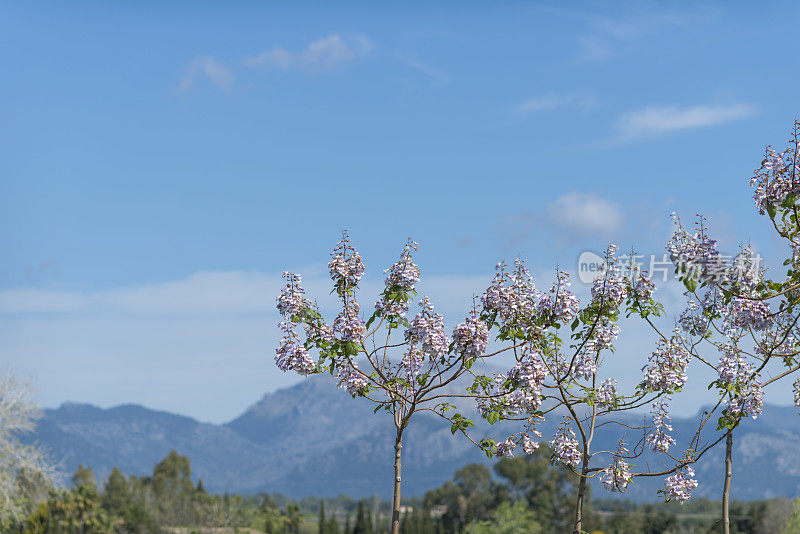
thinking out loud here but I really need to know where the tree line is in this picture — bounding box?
[8,447,800,533]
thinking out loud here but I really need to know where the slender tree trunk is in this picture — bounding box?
[573,457,590,534]
[722,430,733,534]
[391,430,404,534]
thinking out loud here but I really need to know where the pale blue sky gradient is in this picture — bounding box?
[2,1,799,422]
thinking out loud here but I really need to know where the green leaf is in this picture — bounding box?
[684,278,698,293]
[767,203,777,219]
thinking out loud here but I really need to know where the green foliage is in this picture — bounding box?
[462,501,542,534]
[353,500,373,534]
[493,444,583,533]
[782,498,800,534]
[27,485,109,533]
[71,464,97,491]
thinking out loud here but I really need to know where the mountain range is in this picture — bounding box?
[28,375,800,502]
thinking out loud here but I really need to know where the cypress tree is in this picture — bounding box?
[354,501,372,534]
[319,500,327,534]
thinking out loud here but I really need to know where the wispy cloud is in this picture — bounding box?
[0,269,489,422]
[243,34,372,73]
[613,103,756,141]
[514,94,594,115]
[496,191,624,249]
[395,55,451,86]
[544,5,717,63]
[548,192,623,238]
[177,56,233,93]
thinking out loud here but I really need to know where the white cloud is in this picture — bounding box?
[395,56,451,86]
[543,5,717,63]
[177,56,233,93]
[243,34,371,73]
[547,192,623,238]
[614,104,756,141]
[0,269,490,422]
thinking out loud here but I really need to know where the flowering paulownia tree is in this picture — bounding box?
[456,246,734,534]
[465,121,800,534]
[656,121,800,534]
[276,232,534,534]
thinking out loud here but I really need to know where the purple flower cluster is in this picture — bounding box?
[793,378,800,412]
[276,272,310,317]
[572,319,621,380]
[756,327,798,359]
[663,466,698,504]
[275,321,316,375]
[646,400,676,453]
[718,346,764,419]
[591,320,621,350]
[600,448,632,493]
[375,238,421,317]
[304,319,334,346]
[717,346,751,386]
[750,127,800,214]
[522,434,541,454]
[727,380,764,420]
[631,271,657,301]
[333,302,366,344]
[484,261,581,332]
[275,272,316,375]
[482,259,542,326]
[405,297,450,361]
[641,331,690,393]
[493,425,542,458]
[538,270,581,324]
[590,245,628,308]
[595,378,618,406]
[678,290,721,335]
[335,364,368,396]
[551,422,582,468]
[726,294,771,330]
[667,214,726,284]
[724,248,771,331]
[328,231,366,292]
[496,437,517,457]
[400,348,423,380]
[486,345,548,417]
[453,310,489,359]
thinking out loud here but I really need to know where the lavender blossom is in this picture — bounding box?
[663,466,698,504]
[551,422,582,469]
[328,231,365,293]
[595,378,618,407]
[538,270,580,324]
[646,400,676,453]
[641,330,690,393]
[335,364,368,396]
[405,297,450,361]
[275,322,316,375]
[375,238,421,316]
[453,310,489,359]
[600,448,632,493]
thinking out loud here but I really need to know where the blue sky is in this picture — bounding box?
[2,1,800,422]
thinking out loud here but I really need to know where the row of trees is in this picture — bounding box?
[275,120,800,533]
[12,446,800,533]
[8,451,288,533]
[419,446,800,534]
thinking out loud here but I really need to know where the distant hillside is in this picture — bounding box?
[29,376,800,501]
